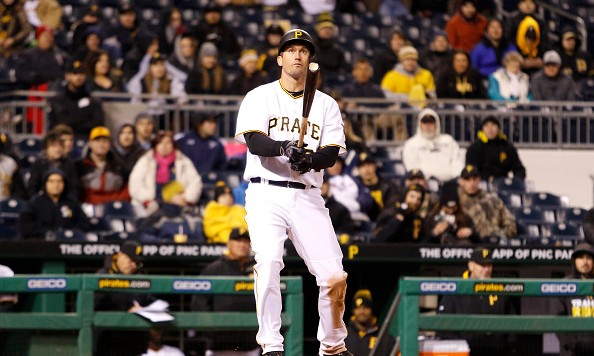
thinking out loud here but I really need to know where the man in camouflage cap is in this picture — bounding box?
[457,165,516,243]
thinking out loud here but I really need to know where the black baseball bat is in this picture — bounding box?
[298,62,320,148]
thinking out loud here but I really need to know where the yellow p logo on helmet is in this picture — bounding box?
[294,30,302,39]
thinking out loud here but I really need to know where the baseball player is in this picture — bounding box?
[234,29,352,356]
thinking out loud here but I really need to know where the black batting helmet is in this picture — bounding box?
[278,29,316,57]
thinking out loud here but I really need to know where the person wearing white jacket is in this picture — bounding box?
[402,108,463,182]
[129,131,202,216]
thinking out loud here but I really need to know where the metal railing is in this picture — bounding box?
[396,277,594,356]
[1,91,593,148]
[0,274,303,356]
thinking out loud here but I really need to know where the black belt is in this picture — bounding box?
[250,177,313,189]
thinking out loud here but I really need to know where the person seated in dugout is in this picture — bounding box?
[437,247,518,356]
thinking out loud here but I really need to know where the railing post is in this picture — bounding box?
[77,288,94,356]
[398,282,419,356]
[284,285,304,356]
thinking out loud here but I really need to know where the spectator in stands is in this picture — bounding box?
[127,52,186,103]
[0,133,26,200]
[135,180,202,242]
[23,0,61,29]
[15,25,64,88]
[95,240,154,356]
[185,42,227,95]
[107,3,155,82]
[505,0,549,53]
[49,60,105,138]
[584,209,594,245]
[191,227,259,354]
[514,17,546,76]
[51,124,77,159]
[166,33,199,76]
[381,46,436,100]
[27,131,79,199]
[487,51,531,102]
[71,4,101,53]
[355,152,398,223]
[0,0,32,57]
[327,157,374,232]
[176,112,226,174]
[321,176,357,235]
[76,126,129,204]
[531,50,578,101]
[83,49,124,93]
[341,58,385,99]
[129,130,202,217]
[228,49,268,95]
[445,0,487,53]
[134,113,155,151]
[425,183,477,245]
[203,181,248,244]
[419,32,453,85]
[345,289,395,355]
[258,23,284,81]
[557,27,593,90]
[402,108,463,182]
[470,18,517,79]
[0,264,17,311]
[110,123,145,180]
[401,169,439,220]
[18,168,90,240]
[437,247,518,356]
[552,242,594,356]
[437,50,486,99]
[375,183,427,243]
[342,116,369,174]
[373,29,407,84]
[313,13,346,80]
[71,25,103,62]
[141,329,184,356]
[466,116,526,181]
[191,3,240,61]
[157,8,186,56]
[457,165,517,242]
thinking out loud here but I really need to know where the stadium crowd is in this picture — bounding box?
[0,0,591,245]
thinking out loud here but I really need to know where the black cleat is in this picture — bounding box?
[262,352,285,356]
[325,352,354,356]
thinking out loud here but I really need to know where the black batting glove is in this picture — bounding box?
[280,140,307,162]
[290,154,313,174]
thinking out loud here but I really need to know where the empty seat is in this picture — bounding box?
[497,191,522,208]
[525,192,564,209]
[557,207,588,224]
[0,197,26,240]
[513,207,546,225]
[103,201,136,233]
[18,137,42,155]
[491,177,526,194]
[545,222,583,245]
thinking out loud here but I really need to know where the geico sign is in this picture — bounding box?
[420,282,457,293]
[173,280,212,291]
[540,283,577,294]
[27,278,67,290]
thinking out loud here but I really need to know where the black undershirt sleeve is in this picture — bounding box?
[243,132,340,169]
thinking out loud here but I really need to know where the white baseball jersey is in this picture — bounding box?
[235,80,346,186]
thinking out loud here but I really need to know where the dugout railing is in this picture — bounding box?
[1,91,594,148]
[392,277,594,356]
[0,274,303,356]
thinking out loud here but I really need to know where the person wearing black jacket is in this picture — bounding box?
[557,27,593,89]
[466,116,526,181]
[27,131,79,199]
[355,152,397,223]
[95,240,155,356]
[437,50,486,99]
[49,60,105,138]
[374,184,426,243]
[437,247,518,356]
[345,289,395,356]
[18,168,89,240]
[191,3,240,61]
[552,242,594,356]
[190,228,259,354]
[584,209,594,245]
